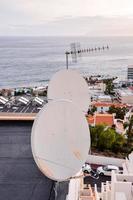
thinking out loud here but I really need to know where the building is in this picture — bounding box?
[116,89,133,105]
[67,152,133,200]
[113,78,122,88]
[114,119,125,134]
[98,95,112,102]
[92,102,127,113]
[127,65,133,80]
[95,152,133,200]
[87,113,115,127]
[87,113,125,133]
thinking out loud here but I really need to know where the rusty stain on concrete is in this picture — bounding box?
[37,158,54,178]
[73,150,82,160]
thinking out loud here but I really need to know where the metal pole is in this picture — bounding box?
[65,52,69,70]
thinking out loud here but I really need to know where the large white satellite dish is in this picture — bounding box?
[31,100,90,181]
[48,69,90,113]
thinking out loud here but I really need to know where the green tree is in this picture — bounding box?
[97,128,116,151]
[108,106,127,120]
[112,133,126,153]
[123,122,129,129]
[90,125,105,147]
[104,79,114,95]
[88,106,97,115]
[126,116,133,151]
[90,124,127,154]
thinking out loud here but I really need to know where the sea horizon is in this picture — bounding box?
[0,35,133,88]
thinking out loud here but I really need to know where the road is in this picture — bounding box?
[0,121,68,200]
[83,164,111,191]
[84,174,111,191]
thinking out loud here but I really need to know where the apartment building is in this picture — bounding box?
[127,66,133,80]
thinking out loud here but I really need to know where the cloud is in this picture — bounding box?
[3,16,133,36]
[1,0,133,24]
[0,0,133,35]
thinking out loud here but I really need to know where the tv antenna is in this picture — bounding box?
[65,43,109,69]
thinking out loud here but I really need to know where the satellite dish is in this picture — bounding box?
[48,69,90,113]
[31,100,90,181]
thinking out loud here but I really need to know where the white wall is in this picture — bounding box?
[111,171,133,200]
[67,177,80,200]
[97,106,109,113]
[86,155,125,167]
[114,182,132,200]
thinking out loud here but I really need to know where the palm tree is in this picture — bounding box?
[126,115,133,151]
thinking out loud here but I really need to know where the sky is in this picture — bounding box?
[1,0,133,36]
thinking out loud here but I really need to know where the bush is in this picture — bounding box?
[90,125,127,153]
[97,128,116,151]
[90,125,105,147]
[112,134,126,153]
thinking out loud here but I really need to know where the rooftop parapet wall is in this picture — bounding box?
[86,155,125,167]
[0,112,36,121]
[123,152,133,174]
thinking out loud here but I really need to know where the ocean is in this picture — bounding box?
[0,36,133,88]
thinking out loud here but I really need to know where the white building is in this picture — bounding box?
[113,78,122,88]
[98,95,112,102]
[67,152,133,200]
[92,102,127,114]
[95,152,133,200]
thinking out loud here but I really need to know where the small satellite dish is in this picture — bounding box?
[48,69,90,113]
[31,100,90,181]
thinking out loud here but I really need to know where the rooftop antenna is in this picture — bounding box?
[65,43,109,69]
[71,42,81,63]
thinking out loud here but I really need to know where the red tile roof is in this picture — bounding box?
[92,102,127,108]
[95,114,114,126]
[87,115,94,124]
[87,113,114,126]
